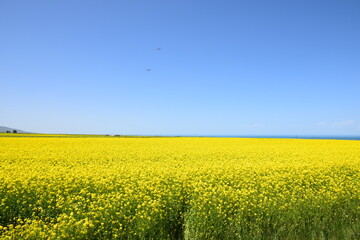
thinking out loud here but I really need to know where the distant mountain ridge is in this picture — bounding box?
[0,126,29,133]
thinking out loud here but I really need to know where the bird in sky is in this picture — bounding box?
[145,48,161,71]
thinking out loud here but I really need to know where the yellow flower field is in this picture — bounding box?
[0,135,359,239]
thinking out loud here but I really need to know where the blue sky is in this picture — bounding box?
[1,0,359,135]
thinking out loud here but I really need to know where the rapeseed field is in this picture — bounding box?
[0,135,359,239]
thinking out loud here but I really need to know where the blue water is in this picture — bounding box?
[198,135,360,140]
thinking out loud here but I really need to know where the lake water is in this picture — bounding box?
[200,135,360,140]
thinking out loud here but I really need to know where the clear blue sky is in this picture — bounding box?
[1,0,359,135]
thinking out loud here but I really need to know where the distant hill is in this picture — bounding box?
[0,126,29,133]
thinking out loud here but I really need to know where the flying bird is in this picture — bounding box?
[144,48,161,71]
